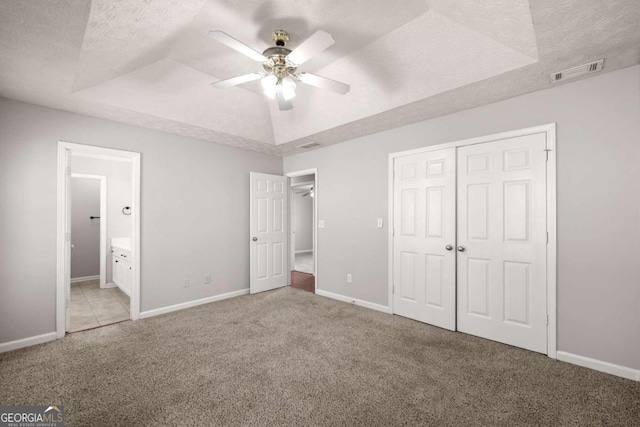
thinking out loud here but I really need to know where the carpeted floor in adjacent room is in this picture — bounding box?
[1,287,638,426]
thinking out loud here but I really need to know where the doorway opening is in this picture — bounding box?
[287,169,317,294]
[57,142,141,338]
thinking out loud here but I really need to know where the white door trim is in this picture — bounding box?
[71,173,107,288]
[285,168,318,292]
[57,141,141,339]
[388,123,557,358]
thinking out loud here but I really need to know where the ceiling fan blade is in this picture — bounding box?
[298,72,350,95]
[287,30,335,66]
[208,31,268,63]
[276,90,293,111]
[211,73,264,89]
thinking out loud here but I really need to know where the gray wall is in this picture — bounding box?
[0,98,282,343]
[294,192,313,252]
[70,178,100,278]
[291,174,314,185]
[284,65,640,370]
[72,156,133,284]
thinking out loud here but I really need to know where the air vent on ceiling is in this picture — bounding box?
[299,142,321,149]
[551,59,604,83]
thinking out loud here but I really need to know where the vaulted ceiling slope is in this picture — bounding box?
[0,1,638,156]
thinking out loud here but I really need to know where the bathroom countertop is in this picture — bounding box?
[111,237,131,251]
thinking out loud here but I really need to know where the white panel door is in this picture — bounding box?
[457,133,547,353]
[393,148,456,330]
[250,172,288,294]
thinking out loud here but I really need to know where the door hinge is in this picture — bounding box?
[392,285,395,294]
[546,314,549,325]
[66,166,72,176]
[392,227,395,236]
[544,148,551,162]
[66,232,71,242]
[546,231,549,243]
[66,299,70,309]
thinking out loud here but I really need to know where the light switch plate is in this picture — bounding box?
[377,218,384,228]
[318,220,325,229]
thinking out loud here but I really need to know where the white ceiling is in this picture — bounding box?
[0,0,638,156]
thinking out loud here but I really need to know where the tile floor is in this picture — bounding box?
[70,279,130,333]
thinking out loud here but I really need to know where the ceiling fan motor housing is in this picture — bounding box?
[263,30,297,81]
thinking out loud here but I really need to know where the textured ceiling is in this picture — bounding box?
[269,10,536,143]
[0,0,638,156]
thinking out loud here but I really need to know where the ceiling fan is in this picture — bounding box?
[208,29,350,111]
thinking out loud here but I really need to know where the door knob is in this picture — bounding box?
[457,246,466,252]
[445,245,453,251]
[252,237,258,242]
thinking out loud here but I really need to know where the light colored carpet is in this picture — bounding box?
[294,252,314,274]
[1,287,638,426]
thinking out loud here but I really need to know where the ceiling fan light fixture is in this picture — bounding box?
[261,74,278,99]
[209,29,349,110]
[281,76,297,101]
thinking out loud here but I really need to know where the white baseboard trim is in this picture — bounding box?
[101,282,117,289]
[139,289,250,319]
[71,275,99,283]
[0,332,57,353]
[316,289,391,314]
[556,351,640,382]
[295,250,313,254]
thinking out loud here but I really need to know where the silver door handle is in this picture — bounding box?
[445,245,453,251]
[457,246,466,252]
[252,237,258,242]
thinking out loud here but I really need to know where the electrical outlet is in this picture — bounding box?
[204,274,211,285]
[318,219,325,229]
[182,278,189,288]
[377,218,384,228]
[346,274,353,283]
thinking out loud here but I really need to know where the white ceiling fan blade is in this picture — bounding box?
[276,90,293,111]
[208,31,268,63]
[211,73,264,89]
[298,73,350,95]
[287,30,335,66]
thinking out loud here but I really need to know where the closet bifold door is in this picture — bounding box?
[392,147,456,331]
[456,133,548,354]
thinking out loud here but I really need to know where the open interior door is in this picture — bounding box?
[250,172,288,294]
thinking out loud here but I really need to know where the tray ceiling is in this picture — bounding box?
[0,0,638,156]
